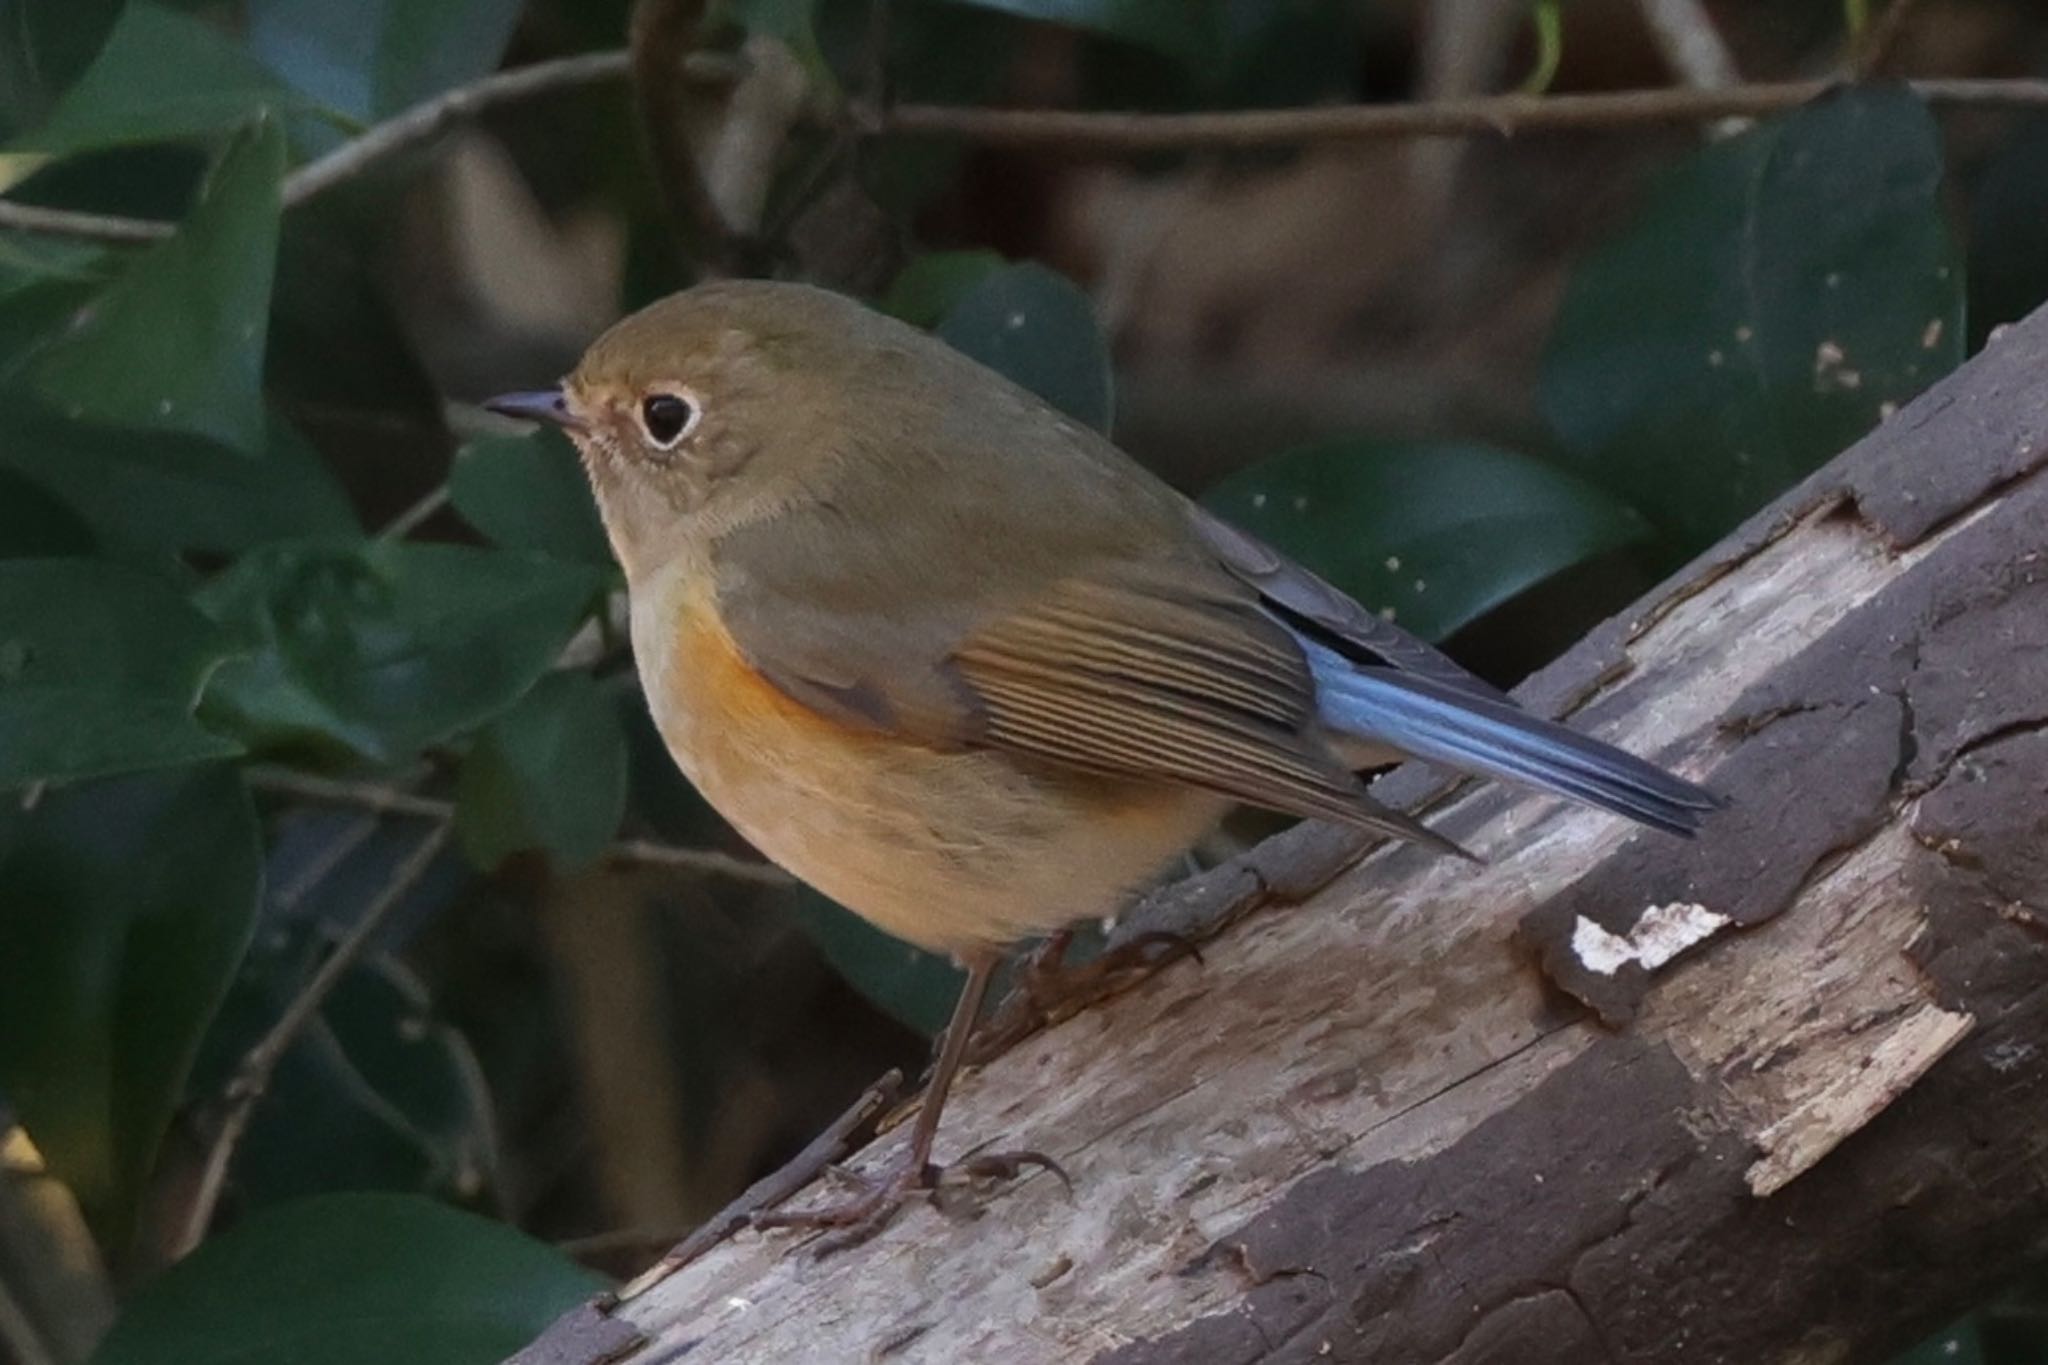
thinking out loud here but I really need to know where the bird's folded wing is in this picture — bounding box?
[1189,506,1511,703]
[719,552,1460,853]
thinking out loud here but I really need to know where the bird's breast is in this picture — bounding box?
[628,567,1227,954]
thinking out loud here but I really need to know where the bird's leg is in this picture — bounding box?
[969,926,1201,1062]
[754,954,1059,1251]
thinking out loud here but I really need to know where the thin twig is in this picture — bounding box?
[0,199,169,244]
[248,768,447,819]
[609,837,795,885]
[245,767,797,885]
[173,822,453,1257]
[377,484,451,540]
[11,70,2048,244]
[0,50,635,245]
[282,50,633,204]
[867,77,2048,150]
[613,1069,904,1299]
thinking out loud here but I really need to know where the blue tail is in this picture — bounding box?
[1302,639,1720,837]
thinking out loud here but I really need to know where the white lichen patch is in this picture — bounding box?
[1570,902,1732,976]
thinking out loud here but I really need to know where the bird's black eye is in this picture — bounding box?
[639,392,696,448]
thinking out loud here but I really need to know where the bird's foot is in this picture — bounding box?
[969,928,1201,1062]
[752,1147,1065,1255]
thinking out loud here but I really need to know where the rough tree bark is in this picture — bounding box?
[513,303,2048,1365]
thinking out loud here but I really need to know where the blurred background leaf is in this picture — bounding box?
[246,0,528,123]
[449,430,613,566]
[0,0,125,138]
[1966,111,2048,350]
[0,559,242,786]
[457,670,628,872]
[24,118,285,453]
[936,261,1114,432]
[8,3,323,156]
[0,409,360,558]
[880,249,1006,328]
[0,765,260,1240]
[0,470,97,558]
[1203,439,1650,643]
[784,890,963,1037]
[88,1193,601,1365]
[1542,85,1964,557]
[195,541,604,767]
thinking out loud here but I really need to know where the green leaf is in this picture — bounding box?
[1889,1314,1988,1365]
[786,890,964,1037]
[89,1193,603,1365]
[457,671,628,872]
[24,118,285,453]
[0,0,124,138]
[195,541,605,768]
[1202,440,1649,643]
[266,197,454,479]
[0,231,111,298]
[0,765,261,1237]
[881,249,1006,328]
[939,0,1226,68]
[0,408,361,557]
[1542,85,1963,556]
[0,471,94,557]
[936,261,1114,433]
[192,923,496,1209]
[246,0,527,122]
[11,3,318,155]
[0,559,244,786]
[449,431,613,566]
[1966,112,2048,348]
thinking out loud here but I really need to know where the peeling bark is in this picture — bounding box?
[511,305,2048,1365]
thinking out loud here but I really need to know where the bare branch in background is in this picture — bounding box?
[172,823,454,1258]
[284,50,635,203]
[245,768,796,885]
[868,77,2048,149]
[0,51,638,244]
[7,57,2048,245]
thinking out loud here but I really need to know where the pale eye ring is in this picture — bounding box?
[638,391,699,448]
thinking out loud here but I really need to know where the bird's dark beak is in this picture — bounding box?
[483,387,582,430]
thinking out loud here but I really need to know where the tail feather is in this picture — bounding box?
[1303,641,1721,837]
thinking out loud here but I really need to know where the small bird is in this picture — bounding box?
[487,279,1717,1234]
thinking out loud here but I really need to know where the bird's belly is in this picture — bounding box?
[632,573,1225,956]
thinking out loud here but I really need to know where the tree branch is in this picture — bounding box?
[244,768,796,886]
[173,822,453,1257]
[10,66,2048,244]
[0,49,638,245]
[866,76,2048,150]
[505,305,2048,1364]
